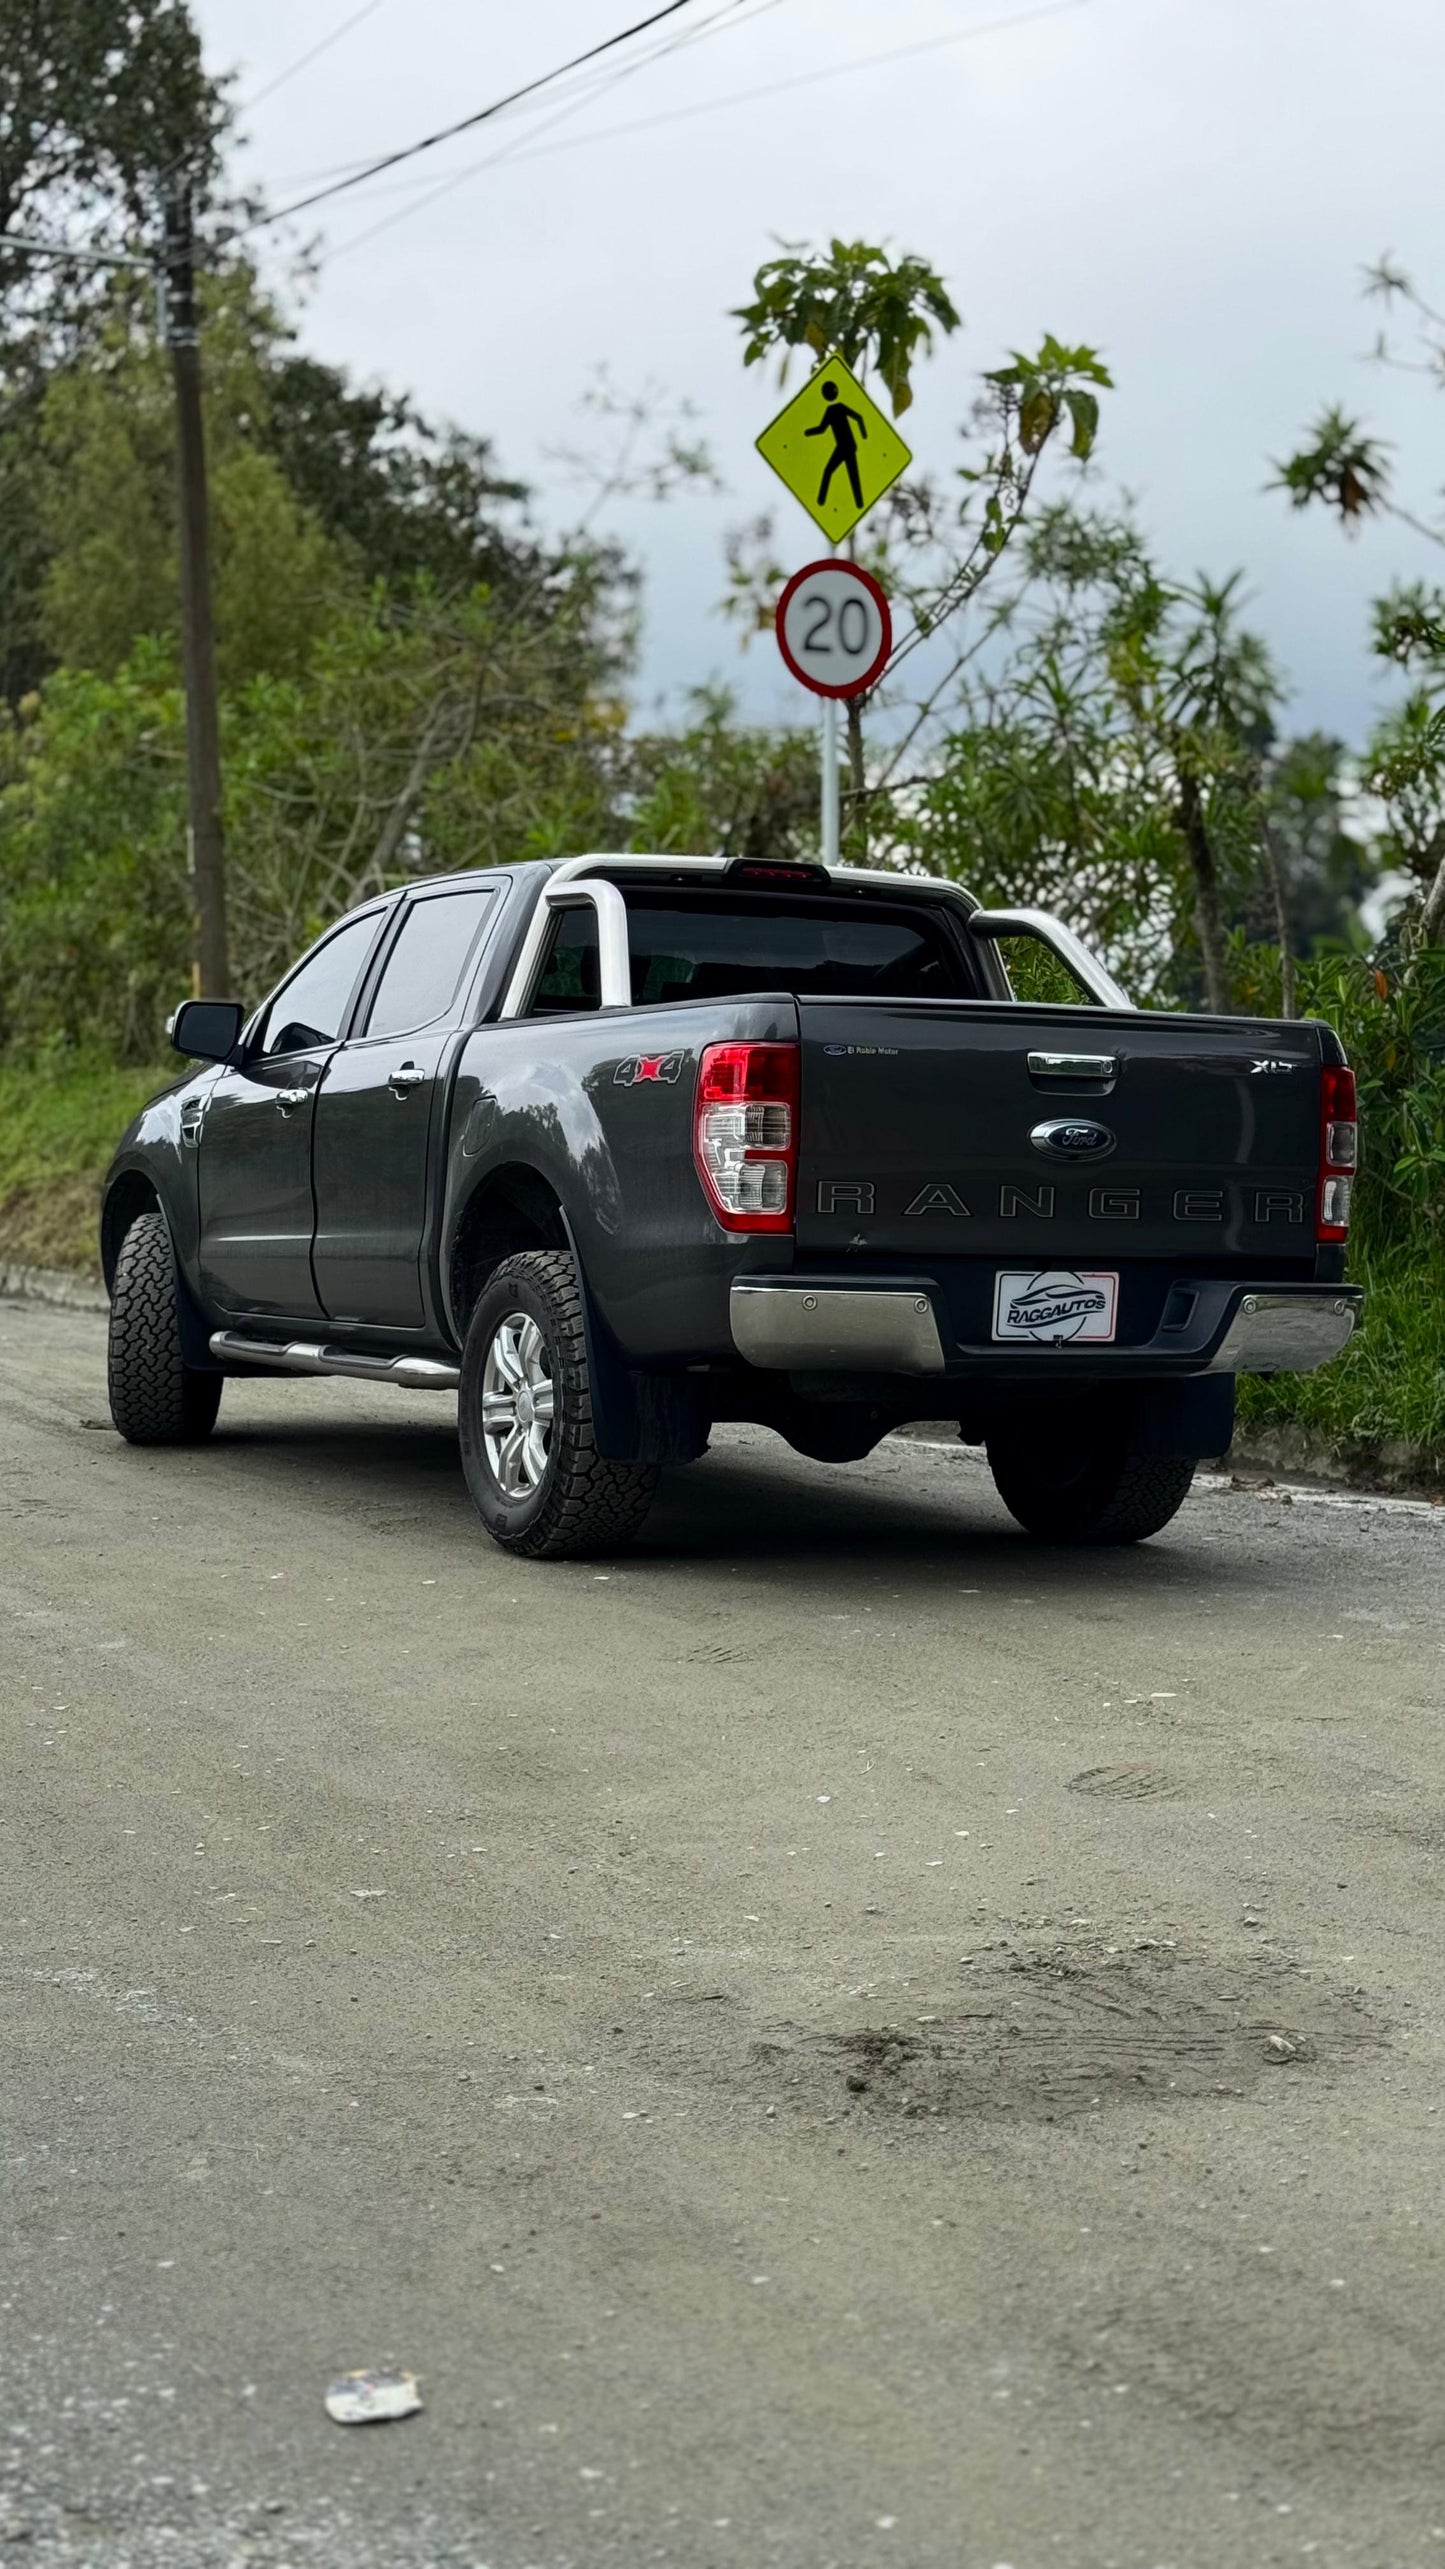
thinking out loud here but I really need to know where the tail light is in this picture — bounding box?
[693,1042,799,1233]
[1318,1064,1357,1241]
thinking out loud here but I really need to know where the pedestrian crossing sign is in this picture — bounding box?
[755,352,913,542]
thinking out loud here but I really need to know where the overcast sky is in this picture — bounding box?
[196,0,1444,745]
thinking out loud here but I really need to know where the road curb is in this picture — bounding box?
[1,1261,109,1313]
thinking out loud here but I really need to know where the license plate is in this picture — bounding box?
[992,1268,1119,1344]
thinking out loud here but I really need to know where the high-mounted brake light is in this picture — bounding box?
[1317,1064,1357,1241]
[693,1042,799,1234]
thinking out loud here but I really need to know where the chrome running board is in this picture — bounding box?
[209,1331,460,1391]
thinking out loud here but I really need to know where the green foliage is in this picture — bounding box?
[0,647,191,1059]
[623,687,819,862]
[734,238,960,416]
[1271,404,1392,526]
[0,557,638,1054]
[0,1047,168,1275]
[0,0,223,252]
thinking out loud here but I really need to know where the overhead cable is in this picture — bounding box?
[319,0,1094,262]
[244,0,392,112]
[232,0,712,239]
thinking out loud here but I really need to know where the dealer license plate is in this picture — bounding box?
[992,1269,1119,1344]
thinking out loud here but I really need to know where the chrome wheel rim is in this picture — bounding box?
[481,1311,555,1497]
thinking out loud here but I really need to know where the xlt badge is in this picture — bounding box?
[1030,1117,1116,1161]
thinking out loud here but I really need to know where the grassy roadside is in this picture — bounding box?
[1,1054,1440,1484]
[0,1054,170,1277]
[1235,1245,1445,1485]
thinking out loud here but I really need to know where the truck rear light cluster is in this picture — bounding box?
[693,1042,799,1234]
[1317,1065,1357,1241]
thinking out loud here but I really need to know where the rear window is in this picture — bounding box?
[530,889,974,1014]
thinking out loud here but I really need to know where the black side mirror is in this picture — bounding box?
[169,998,244,1063]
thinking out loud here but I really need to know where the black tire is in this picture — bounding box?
[458,1249,658,1560]
[107,1211,223,1447]
[985,1418,1195,1545]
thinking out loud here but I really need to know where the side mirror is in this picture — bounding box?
[169,998,245,1063]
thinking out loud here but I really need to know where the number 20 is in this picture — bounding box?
[802,592,871,657]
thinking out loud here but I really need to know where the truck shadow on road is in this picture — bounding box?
[198,1409,1236,1599]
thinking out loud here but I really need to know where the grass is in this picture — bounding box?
[0,1053,171,1276]
[1235,1241,1445,1483]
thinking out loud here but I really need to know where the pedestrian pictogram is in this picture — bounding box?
[755,353,913,542]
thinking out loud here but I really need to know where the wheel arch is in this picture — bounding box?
[446,1161,570,1341]
[100,1168,164,1292]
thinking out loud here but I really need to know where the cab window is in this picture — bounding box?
[256,913,382,1059]
[364,888,498,1039]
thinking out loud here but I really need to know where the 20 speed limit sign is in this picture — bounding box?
[775,558,891,700]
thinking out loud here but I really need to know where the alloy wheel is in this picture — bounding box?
[481,1310,556,1496]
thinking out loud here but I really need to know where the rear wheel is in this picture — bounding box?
[985,1416,1194,1545]
[458,1249,658,1560]
[107,1210,222,1446]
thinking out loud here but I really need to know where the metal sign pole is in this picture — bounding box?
[820,691,840,866]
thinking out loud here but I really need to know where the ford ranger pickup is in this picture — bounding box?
[100,853,1361,1558]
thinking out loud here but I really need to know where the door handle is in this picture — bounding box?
[388,1063,427,1096]
[275,1087,309,1113]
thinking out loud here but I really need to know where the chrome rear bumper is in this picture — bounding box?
[1204,1290,1358,1374]
[730,1281,947,1373]
[729,1278,1360,1377]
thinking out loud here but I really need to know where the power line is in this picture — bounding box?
[322,0,785,260]
[319,0,1094,263]
[244,0,392,112]
[232,0,713,241]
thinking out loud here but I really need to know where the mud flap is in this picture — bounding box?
[1130,1376,1235,1460]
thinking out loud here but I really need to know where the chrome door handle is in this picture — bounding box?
[275,1087,308,1113]
[388,1063,426,1095]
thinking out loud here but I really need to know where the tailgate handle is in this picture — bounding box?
[1028,1050,1118,1086]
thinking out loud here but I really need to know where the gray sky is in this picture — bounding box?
[198,0,1445,746]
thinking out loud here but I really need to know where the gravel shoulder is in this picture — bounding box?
[3,1296,1445,2569]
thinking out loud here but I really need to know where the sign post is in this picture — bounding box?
[774,559,892,865]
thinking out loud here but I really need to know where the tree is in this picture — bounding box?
[886,506,1307,1011]
[731,237,1110,857]
[0,0,225,363]
[1274,256,1445,949]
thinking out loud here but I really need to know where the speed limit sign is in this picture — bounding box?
[775,558,892,700]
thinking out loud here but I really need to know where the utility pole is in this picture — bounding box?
[161,186,229,996]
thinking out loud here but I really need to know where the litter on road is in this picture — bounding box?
[323,2370,423,2427]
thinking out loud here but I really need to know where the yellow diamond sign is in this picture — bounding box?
[755,352,913,542]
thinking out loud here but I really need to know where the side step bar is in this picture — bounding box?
[209,1331,460,1392]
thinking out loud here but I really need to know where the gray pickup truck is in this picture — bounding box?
[101,852,1360,1558]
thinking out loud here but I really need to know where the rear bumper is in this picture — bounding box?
[729,1275,1361,1379]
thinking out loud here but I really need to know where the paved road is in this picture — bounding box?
[3,1295,1445,2569]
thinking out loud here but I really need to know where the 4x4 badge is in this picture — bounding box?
[614,1052,683,1086]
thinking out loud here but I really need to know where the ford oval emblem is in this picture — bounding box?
[1030,1117,1117,1160]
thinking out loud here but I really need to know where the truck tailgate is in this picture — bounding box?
[796,1000,1325,1263]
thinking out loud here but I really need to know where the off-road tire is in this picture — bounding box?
[458,1249,659,1560]
[107,1211,223,1446]
[985,1426,1195,1545]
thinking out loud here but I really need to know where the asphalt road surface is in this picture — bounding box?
[4,1294,1445,2569]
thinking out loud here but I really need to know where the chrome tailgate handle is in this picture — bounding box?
[1028,1050,1118,1087]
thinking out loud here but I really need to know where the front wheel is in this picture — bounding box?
[107,1210,223,1447]
[458,1250,658,1560]
[985,1417,1195,1545]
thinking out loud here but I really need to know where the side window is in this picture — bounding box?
[364,887,498,1040]
[257,913,382,1059]
[530,906,601,1015]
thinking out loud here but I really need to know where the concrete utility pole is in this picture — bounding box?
[161,186,229,997]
